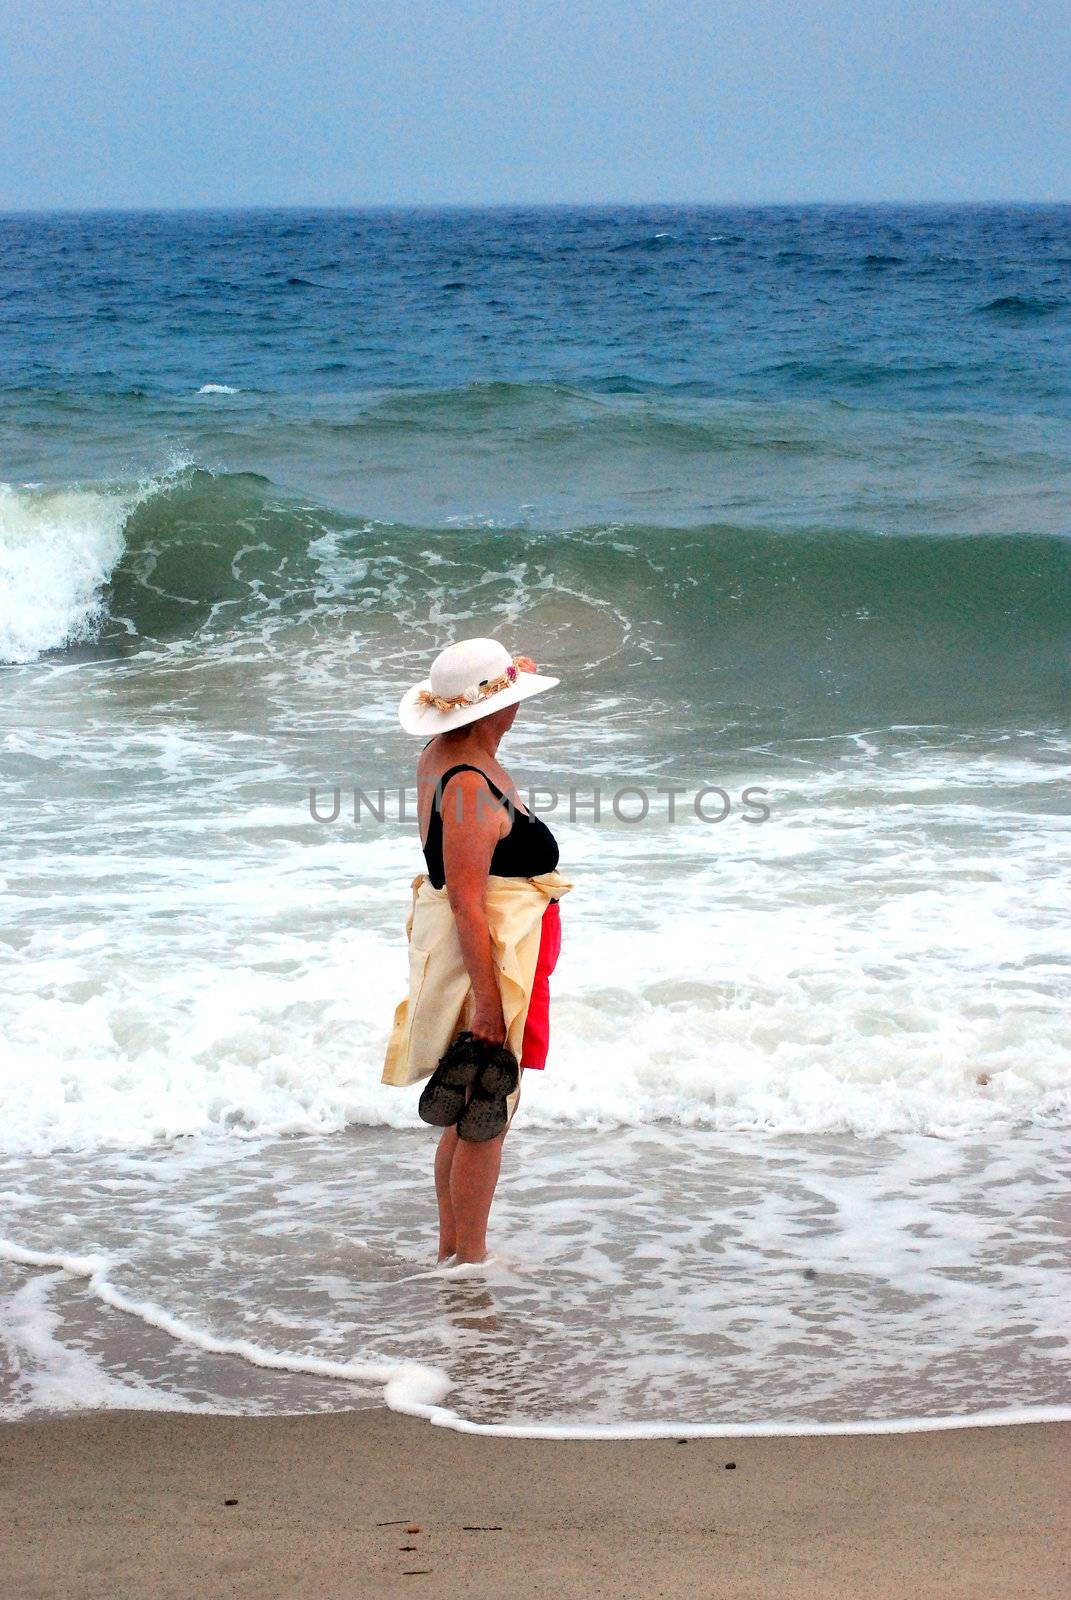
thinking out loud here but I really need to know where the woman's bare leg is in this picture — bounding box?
[449,1130,507,1263]
[433,1077,522,1264]
[434,1124,460,1262]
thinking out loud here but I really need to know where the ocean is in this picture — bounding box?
[1,203,1068,1434]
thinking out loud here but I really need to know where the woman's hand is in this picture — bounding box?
[469,1005,507,1046]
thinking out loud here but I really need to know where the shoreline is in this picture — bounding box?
[2,1409,1067,1598]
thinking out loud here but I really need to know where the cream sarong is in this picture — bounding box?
[381,869,574,1108]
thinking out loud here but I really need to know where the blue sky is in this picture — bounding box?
[3,0,1068,209]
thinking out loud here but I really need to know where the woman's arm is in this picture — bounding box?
[441,771,511,1044]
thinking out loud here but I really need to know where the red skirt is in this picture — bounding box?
[519,900,562,1071]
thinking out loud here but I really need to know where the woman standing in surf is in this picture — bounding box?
[382,638,573,1265]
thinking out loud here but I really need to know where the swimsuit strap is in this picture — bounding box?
[432,763,508,809]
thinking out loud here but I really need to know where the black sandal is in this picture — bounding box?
[418,1031,483,1127]
[455,1045,520,1143]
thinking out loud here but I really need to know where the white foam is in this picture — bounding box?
[413,1404,1071,1439]
[0,1238,451,1418]
[197,383,239,394]
[0,460,196,665]
[2,1235,1066,1438]
[0,1267,208,1418]
[0,482,131,664]
[0,736,1067,1152]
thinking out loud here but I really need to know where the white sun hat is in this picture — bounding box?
[398,637,559,736]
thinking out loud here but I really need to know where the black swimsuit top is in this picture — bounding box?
[421,763,559,890]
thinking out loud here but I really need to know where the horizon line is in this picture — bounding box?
[0,196,1067,220]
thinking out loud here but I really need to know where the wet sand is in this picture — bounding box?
[1,1410,1066,1599]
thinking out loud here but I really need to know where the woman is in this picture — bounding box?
[390,636,569,1266]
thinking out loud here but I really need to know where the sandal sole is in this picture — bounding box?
[418,1052,481,1127]
[455,1051,519,1142]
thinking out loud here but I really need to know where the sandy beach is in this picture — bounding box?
[1,1411,1066,1599]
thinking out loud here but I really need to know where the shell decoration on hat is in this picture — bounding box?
[419,659,521,714]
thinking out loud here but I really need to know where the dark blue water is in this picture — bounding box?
[1,204,1069,730]
[4,204,1070,408]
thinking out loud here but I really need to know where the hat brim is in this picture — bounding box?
[399,671,560,736]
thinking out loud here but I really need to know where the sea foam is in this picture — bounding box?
[0,482,131,664]
[0,460,194,665]
[3,1126,1069,1435]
